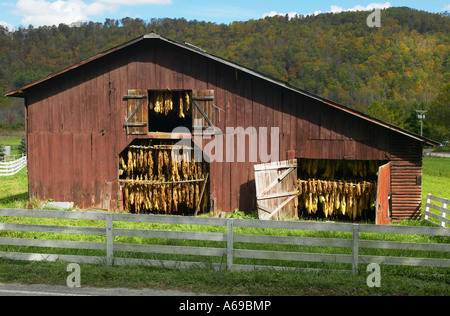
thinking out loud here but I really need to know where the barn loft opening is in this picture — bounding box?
[124,89,215,136]
[297,158,388,221]
[119,138,210,216]
[148,90,193,133]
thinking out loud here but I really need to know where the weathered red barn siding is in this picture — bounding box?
[388,133,423,220]
[17,35,430,218]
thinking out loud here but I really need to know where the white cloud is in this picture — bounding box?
[330,2,391,13]
[16,0,113,26]
[262,10,299,19]
[330,5,343,13]
[443,4,450,11]
[264,2,392,19]
[14,0,172,27]
[0,20,15,31]
[97,0,171,5]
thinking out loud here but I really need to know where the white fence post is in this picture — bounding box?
[424,194,430,222]
[227,219,234,271]
[352,224,359,275]
[442,203,447,228]
[106,214,114,266]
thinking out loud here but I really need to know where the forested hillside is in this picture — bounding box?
[0,7,449,142]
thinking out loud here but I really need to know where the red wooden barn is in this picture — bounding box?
[6,33,438,222]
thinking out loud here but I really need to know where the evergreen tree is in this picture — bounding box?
[18,136,26,156]
[0,143,5,161]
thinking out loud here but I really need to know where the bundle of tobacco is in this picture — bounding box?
[298,178,377,220]
[150,91,191,118]
[120,140,206,214]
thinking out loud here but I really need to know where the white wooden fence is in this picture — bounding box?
[0,208,448,274]
[0,155,26,176]
[425,194,449,228]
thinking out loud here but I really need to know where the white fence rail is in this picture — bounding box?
[0,155,26,176]
[0,208,449,274]
[425,194,449,228]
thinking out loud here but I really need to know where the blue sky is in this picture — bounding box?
[1,0,449,30]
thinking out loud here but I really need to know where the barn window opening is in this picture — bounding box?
[119,138,209,216]
[297,159,388,221]
[124,89,215,136]
[148,90,193,133]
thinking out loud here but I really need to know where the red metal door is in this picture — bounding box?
[376,162,391,225]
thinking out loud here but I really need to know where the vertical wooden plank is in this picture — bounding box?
[102,60,111,135]
[376,162,391,225]
[80,69,88,133]
[82,134,92,209]
[352,224,359,274]
[263,82,272,162]
[145,41,157,90]
[319,103,331,140]
[222,67,234,213]
[424,194,430,222]
[190,49,208,90]
[213,68,224,213]
[72,74,81,133]
[26,132,34,199]
[289,90,297,157]
[46,133,56,201]
[282,89,291,156]
[229,71,239,212]
[251,78,261,144]
[127,49,138,90]
[206,59,218,213]
[272,87,282,160]
[309,101,320,140]
[243,75,256,212]
[226,219,234,270]
[40,133,48,200]
[105,213,113,266]
[295,94,308,154]
[72,133,82,205]
[441,202,447,228]
[182,50,194,90]
[155,41,170,89]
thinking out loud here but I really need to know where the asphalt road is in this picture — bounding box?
[0,282,208,296]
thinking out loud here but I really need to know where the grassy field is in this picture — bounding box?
[422,157,450,205]
[0,156,449,296]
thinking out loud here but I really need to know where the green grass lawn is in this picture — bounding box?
[0,167,28,209]
[0,156,449,295]
[422,157,450,203]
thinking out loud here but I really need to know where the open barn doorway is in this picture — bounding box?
[296,159,389,222]
[118,139,210,216]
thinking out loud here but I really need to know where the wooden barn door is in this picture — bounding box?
[123,89,148,135]
[254,159,298,220]
[376,162,391,225]
[192,90,215,133]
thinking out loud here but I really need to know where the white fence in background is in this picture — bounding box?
[425,194,449,228]
[0,155,27,176]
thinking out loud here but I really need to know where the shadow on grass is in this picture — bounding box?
[0,192,28,208]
